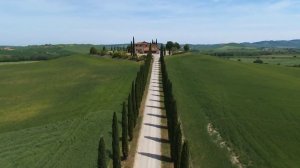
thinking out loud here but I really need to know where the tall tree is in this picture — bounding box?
[90,47,98,55]
[174,42,180,50]
[127,94,134,140]
[166,41,174,55]
[174,123,183,168]
[148,43,152,55]
[160,44,164,57]
[184,44,190,52]
[130,41,133,56]
[131,81,137,126]
[122,102,129,159]
[112,112,121,168]
[133,36,136,56]
[98,137,107,168]
[180,140,190,168]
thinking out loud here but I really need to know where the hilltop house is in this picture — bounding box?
[135,41,160,54]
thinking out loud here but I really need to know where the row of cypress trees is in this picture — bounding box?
[160,44,190,168]
[97,53,152,168]
[120,53,152,165]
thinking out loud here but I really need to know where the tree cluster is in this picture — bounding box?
[89,46,108,56]
[160,54,190,168]
[166,41,181,55]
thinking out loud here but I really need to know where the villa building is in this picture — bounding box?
[135,41,160,54]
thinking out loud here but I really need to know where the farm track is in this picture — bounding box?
[133,55,172,168]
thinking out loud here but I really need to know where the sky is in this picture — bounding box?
[1,0,300,45]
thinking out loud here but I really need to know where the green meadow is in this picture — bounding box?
[0,55,139,167]
[166,53,300,168]
[229,55,300,66]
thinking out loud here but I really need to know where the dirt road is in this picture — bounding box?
[133,54,170,168]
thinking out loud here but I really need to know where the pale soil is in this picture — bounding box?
[207,123,247,168]
[0,61,40,66]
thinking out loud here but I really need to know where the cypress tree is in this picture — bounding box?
[122,102,129,159]
[130,41,133,56]
[112,112,121,168]
[180,140,190,168]
[149,43,152,55]
[133,36,136,56]
[131,81,137,126]
[98,137,107,168]
[174,123,183,168]
[135,79,140,110]
[134,81,138,118]
[160,44,164,57]
[128,94,133,140]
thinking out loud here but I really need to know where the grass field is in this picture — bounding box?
[0,44,128,62]
[0,55,139,168]
[165,53,300,168]
[228,55,300,66]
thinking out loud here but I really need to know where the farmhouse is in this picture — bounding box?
[135,41,160,54]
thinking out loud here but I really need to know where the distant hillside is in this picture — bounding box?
[190,40,300,50]
[242,39,300,48]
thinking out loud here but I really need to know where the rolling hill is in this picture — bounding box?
[0,55,139,168]
[166,53,300,168]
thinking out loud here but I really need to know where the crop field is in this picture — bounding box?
[165,53,300,168]
[0,55,139,168]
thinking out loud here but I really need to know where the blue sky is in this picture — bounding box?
[1,0,300,45]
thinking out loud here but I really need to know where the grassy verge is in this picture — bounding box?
[166,53,300,168]
[0,55,139,168]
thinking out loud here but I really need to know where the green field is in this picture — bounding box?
[228,55,300,66]
[166,53,300,168]
[0,55,139,167]
[0,44,129,62]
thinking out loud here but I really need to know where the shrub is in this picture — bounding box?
[90,47,98,55]
[253,59,263,64]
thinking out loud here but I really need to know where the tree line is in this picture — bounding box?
[165,41,190,55]
[90,46,130,59]
[160,44,190,168]
[97,52,153,168]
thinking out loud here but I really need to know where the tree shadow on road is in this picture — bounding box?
[149,98,164,103]
[138,152,172,163]
[146,105,165,110]
[147,113,167,119]
[144,123,168,129]
[144,136,169,143]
